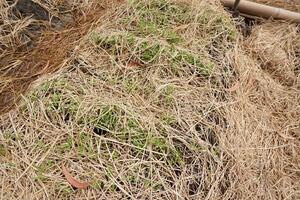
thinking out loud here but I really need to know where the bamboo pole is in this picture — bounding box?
[221,0,300,23]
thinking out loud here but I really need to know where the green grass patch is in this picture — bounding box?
[88,105,119,131]
[88,0,228,77]
[90,31,213,76]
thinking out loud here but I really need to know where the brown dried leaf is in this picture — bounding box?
[62,164,89,189]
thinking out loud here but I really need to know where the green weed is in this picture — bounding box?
[163,30,182,44]
[131,132,149,149]
[57,135,73,153]
[77,132,96,159]
[137,20,159,35]
[56,183,74,196]
[168,147,184,167]
[35,139,47,150]
[91,180,105,189]
[91,106,119,131]
[139,42,162,63]
[162,85,175,105]
[0,144,6,157]
[33,160,53,181]
[161,113,176,125]
[150,136,168,154]
[123,79,139,93]
[135,0,189,26]
[171,49,213,76]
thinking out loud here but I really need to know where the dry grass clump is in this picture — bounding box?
[252,0,300,12]
[245,22,300,86]
[0,0,238,199]
[220,21,300,199]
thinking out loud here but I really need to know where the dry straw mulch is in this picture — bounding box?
[0,0,299,199]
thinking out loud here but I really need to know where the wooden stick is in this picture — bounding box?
[221,0,300,23]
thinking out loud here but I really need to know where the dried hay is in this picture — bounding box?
[0,0,299,199]
[252,0,300,12]
[0,0,123,114]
